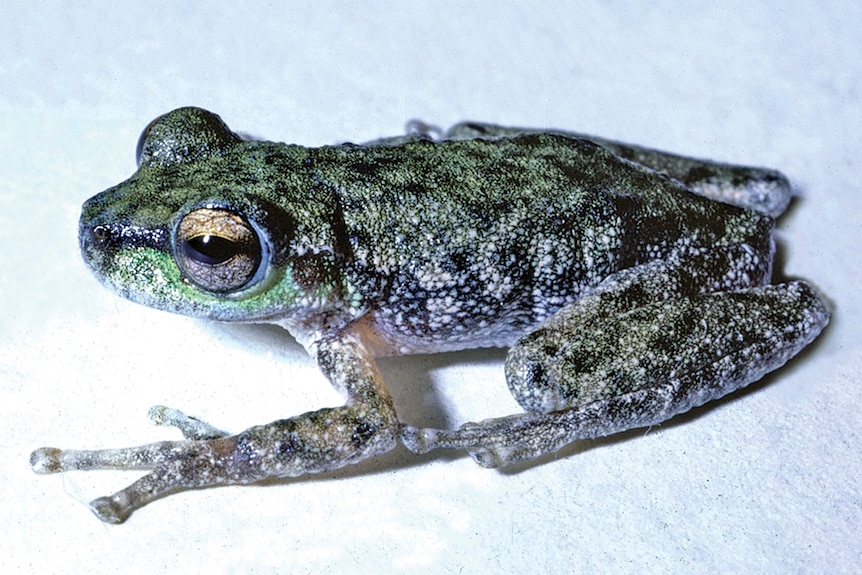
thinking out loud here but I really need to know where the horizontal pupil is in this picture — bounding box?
[183,235,238,265]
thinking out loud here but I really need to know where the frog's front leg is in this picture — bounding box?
[30,329,398,524]
[403,280,829,468]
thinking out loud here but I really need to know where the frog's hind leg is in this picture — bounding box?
[401,280,829,468]
[575,134,792,218]
[445,121,792,217]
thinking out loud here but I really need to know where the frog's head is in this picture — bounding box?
[80,107,349,323]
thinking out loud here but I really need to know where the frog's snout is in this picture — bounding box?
[78,208,171,274]
[79,206,116,258]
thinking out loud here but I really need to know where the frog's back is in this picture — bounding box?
[321,132,754,229]
[310,134,769,352]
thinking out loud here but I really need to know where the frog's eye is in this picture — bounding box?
[176,208,263,293]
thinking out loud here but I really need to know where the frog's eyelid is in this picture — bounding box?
[135,107,241,168]
[135,116,161,167]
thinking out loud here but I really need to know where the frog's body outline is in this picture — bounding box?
[31,108,829,523]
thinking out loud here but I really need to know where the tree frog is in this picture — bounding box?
[31,107,830,523]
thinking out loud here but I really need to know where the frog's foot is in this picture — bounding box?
[401,418,558,468]
[31,398,399,523]
[401,404,652,469]
[30,408,233,522]
[361,120,442,147]
[147,405,230,439]
[30,434,249,523]
[29,407,233,522]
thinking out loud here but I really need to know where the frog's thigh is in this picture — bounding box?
[402,281,828,468]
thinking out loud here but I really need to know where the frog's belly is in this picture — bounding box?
[364,301,564,356]
[366,320,526,356]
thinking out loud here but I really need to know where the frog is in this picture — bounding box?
[30,107,830,524]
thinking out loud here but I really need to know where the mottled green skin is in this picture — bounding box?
[81,108,770,352]
[32,107,829,523]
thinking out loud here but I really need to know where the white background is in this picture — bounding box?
[1,2,859,573]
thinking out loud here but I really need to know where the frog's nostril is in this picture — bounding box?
[85,224,121,252]
[92,225,110,243]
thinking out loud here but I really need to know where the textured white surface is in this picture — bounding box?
[1,2,859,573]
